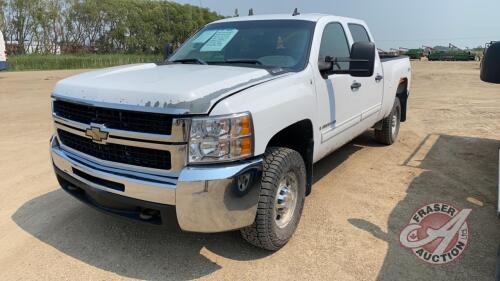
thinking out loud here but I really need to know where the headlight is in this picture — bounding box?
[188,112,253,163]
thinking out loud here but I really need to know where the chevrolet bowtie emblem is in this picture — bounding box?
[85,126,109,143]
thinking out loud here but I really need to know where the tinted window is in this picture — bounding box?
[170,20,316,71]
[319,23,350,70]
[348,24,371,43]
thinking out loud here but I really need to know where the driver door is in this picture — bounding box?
[315,22,362,156]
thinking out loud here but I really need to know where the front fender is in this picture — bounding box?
[210,67,317,156]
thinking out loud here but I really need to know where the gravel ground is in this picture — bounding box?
[1,61,500,280]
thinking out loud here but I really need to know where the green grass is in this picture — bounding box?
[7,54,163,71]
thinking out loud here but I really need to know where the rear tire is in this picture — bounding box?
[375,97,401,145]
[240,147,306,251]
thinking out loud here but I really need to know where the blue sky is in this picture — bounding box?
[172,0,499,50]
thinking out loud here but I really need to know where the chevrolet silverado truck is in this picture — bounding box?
[50,14,411,250]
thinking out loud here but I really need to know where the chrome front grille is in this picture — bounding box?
[57,130,172,170]
[52,98,188,174]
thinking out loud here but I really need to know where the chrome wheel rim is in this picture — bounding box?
[274,172,299,228]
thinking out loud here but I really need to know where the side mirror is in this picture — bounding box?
[348,41,376,77]
[481,42,500,84]
[163,43,174,60]
[319,42,376,77]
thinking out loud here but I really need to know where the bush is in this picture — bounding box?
[2,0,223,55]
[7,54,163,71]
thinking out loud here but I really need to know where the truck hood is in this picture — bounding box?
[53,63,285,114]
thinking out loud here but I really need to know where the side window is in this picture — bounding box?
[319,23,350,70]
[348,24,371,43]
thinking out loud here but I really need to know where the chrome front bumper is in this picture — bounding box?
[51,136,262,233]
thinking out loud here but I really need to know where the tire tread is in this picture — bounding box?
[375,98,401,145]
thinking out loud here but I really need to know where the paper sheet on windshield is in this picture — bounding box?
[200,29,238,52]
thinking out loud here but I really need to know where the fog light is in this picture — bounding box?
[237,172,252,192]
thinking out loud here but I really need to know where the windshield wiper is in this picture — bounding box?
[170,58,208,65]
[220,59,263,65]
[209,59,264,66]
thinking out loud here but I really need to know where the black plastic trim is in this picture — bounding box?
[72,168,125,192]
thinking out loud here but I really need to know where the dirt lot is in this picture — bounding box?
[1,61,500,280]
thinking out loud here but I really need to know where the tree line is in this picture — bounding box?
[0,0,223,55]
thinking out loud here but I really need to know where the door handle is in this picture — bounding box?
[375,74,384,82]
[351,82,362,91]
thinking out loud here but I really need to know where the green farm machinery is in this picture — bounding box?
[405,49,425,60]
[427,43,476,61]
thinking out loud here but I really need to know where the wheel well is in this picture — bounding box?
[267,119,314,196]
[396,78,409,122]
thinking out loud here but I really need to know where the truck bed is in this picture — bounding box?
[379,54,410,62]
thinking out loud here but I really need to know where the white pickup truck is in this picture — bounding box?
[50,13,411,250]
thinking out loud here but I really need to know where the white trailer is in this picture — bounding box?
[0,31,7,71]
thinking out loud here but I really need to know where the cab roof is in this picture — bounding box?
[213,13,359,24]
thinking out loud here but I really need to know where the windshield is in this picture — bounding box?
[169,20,316,71]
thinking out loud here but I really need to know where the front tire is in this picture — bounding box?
[241,147,306,251]
[375,97,401,145]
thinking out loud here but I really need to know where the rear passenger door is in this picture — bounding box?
[347,23,384,123]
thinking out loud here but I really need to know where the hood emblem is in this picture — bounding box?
[85,126,109,143]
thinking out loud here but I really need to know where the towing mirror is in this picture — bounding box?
[321,42,376,77]
[481,42,500,84]
[348,41,376,77]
